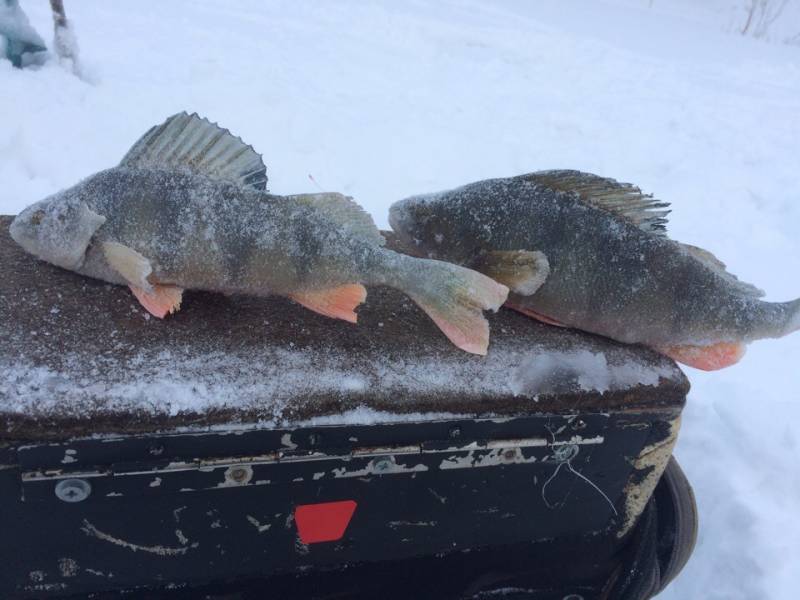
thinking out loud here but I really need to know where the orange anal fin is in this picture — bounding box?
[289,284,367,324]
[658,341,746,371]
[505,301,566,328]
[130,284,184,319]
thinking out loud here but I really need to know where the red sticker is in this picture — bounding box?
[294,500,357,544]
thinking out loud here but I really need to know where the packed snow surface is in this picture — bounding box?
[2,1,799,598]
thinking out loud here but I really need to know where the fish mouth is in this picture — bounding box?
[388,200,416,243]
[9,212,32,250]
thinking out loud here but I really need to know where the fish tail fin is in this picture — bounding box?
[394,257,509,355]
[746,297,800,340]
[780,298,800,336]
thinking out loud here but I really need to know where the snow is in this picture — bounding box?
[1,0,799,597]
[510,349,675,397]
[0,339,678,418]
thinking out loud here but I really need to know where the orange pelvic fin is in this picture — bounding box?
[505,301,566,328]
[658,341,746,371]
[289,284,367,323]
[129,284,184,319]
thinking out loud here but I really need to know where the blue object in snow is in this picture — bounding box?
[0,0,47,67]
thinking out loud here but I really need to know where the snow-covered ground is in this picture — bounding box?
[2,1,799,598]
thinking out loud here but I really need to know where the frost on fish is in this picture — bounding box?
[8,112,508,355]
[389,171,800,369]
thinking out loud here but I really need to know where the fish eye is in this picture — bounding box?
[30,210,45,225]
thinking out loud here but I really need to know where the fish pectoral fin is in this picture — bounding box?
[129,284,184,319]
[657,341,746,371]
[504,301,566,327]
[102,241,184,318]
[102,241,154,291]
[289,284,367,324]
[473,250,550,295]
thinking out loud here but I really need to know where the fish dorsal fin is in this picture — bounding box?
[523,170,671,236]
[288,192,386,247]
[681,243,765,298]
[119,112,268,191]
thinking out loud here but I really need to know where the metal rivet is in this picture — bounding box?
[571,419,587,431]
[229,467,249,482]
[148,443,165,456]
[55,478,91,503]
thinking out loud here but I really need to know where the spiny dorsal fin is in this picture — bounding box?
[120,112,268,191]
[288,192,385,247]
[681,243,765,299]
[522,170,670,236]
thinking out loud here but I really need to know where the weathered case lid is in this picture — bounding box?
[0,217,687,441]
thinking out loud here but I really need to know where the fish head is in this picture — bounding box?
[10,189,106,270]
[389,194,459,259]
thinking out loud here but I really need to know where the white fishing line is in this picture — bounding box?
[540,449,618,517]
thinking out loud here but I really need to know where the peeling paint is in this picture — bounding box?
[312,472,325,480]
[85,568,114,578]
[58,558,78,577]
[440,447,538,470]
[280,433,297,450]
[24,583,67,592]
[428,487,447,504]
[388,520,437,528]
[61,449,77,464]
[246,515,272,533]
[618,415,682,537]
[149,477,162,488]
[294,537,309,555]
[29,570,45,582]
[332,457,428,478]
[81,519,199,556]
[175,529,189,545]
